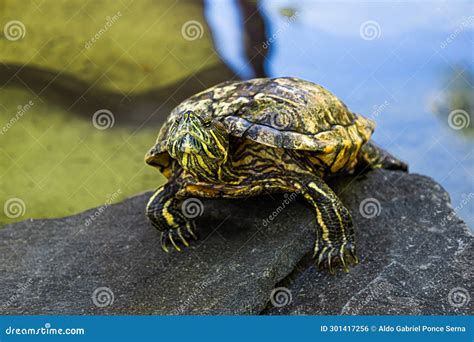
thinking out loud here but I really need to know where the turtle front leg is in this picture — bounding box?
[293,174,359,273]
[146,175,197,252]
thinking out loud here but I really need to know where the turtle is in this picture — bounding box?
[144,77,407,273]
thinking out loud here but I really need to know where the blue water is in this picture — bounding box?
[206,0,473,228]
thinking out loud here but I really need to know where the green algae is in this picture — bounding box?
[0,0,220,94]
[0,0,234,224]
[0,87,165,224]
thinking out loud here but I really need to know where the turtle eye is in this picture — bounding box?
[203,119,212,127]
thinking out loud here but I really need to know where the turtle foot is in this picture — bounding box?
[160,222,198,253]
[313,242,358,274]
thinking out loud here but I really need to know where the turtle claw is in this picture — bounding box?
[186,221,198,240]
[146,187,199,252]
[343,243,359,265]
[339,249,349,273]
[160,232,170,253]
[169,233,182,252]
[160,225,197,253]
[314,242,358,274]
[177,228,189,247]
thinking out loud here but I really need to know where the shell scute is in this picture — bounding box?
[148,77,375,173]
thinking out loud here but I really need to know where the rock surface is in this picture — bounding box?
[0,170,472,315]
[265,171,474,315]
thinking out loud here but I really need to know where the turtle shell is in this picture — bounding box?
[146,77,375,176]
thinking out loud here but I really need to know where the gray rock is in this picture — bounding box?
[0,187,313,314]
[0,170,472,315]
[265,170,473,315]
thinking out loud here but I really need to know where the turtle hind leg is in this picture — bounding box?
[357,141,408,173]
[190,166,359,274]
[295,175,359,274]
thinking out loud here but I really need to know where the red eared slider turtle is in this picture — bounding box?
[145,77,407,273]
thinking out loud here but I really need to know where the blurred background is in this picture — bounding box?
[0,0,472,228]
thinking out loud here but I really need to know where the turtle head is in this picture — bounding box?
[167,110,229,181]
